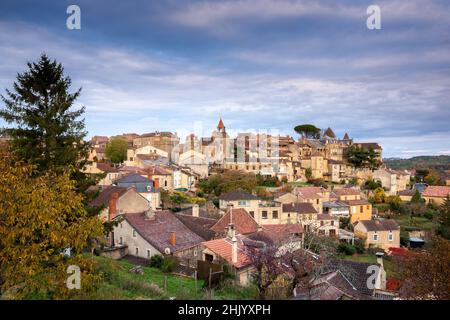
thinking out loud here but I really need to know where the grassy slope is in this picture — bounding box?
[340,254,399,278]
[88,256,258,300]
[393,214,437,231]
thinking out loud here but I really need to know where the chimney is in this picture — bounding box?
[192,204,200,217]
[154,177,160,189]
[144,209,154,220]
[226,221,236,239]
[375,252,387,290]
[108,192,119,220]
[231,235,238,265]
[170,231,176,246]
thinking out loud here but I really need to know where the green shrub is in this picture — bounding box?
[424,209,434,220]
[149,254,164,269]
[161,256,179,273]
[338,243,356,255]
[354,240,365,254]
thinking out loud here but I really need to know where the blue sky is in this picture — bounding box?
[0,0,449,158]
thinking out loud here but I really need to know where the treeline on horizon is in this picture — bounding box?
[384,155,450,171]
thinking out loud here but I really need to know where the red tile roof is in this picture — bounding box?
[210,208,259,235]
[144,166,171,175]
[96,163,119,173]
[90,186,128,207]
[422,186,450,198]
[202,235,252,269]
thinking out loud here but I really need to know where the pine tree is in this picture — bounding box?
[0,54,89,174]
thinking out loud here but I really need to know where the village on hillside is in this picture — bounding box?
[56,117,447,300]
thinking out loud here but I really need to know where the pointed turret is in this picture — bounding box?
[343,132,350,140]
[217,117,225,131]
[324,127,336,139]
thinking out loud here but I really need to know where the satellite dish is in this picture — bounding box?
[164,247,171,255]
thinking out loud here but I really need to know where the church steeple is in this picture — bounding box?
[217,117,225,132]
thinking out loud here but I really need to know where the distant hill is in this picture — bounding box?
[384,155,450,171]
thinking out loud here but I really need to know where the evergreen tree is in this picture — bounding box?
[0,54,89,174]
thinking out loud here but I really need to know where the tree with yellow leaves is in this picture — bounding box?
[0,149,103,299]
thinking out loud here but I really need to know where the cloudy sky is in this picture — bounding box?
[0,0,449,158]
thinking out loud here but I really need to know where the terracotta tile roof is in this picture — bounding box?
[118,166,147,174]
[96,163,119,173]
[219,189,259,201]
[422,186,450,198]
[144,166,171,175]
[332,188,361,196]
[356,219,399,232]
[295,186,324,199]
[90,186,128,207]
[316,214,338,220]
[202,235,252,269]
[282,203,318,214]
[344,199,370,206]
[210,208,259,235]
[124,211,204,253]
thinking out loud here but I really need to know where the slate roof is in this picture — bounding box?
[219,189,259,201]
[356,219,400,232]
[116,173,152,184]
[123,211,204,253]
[90,186,128,207]
[175,213,218,241]
[282,203,318,214]
[247,224,303,246]
[344,199,370,206]
[422,186,450,198]
[210,208,259,235]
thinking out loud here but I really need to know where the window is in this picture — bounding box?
[360,206,363,213]
[165,180,167,187]
[249,211,255,218]
[272,211,278,219]
[119,237,123,245]
[205,254,214,262]
[331,221,334,226]
[367,205,370,210]
[194,249,198,256]
[320,221,324,226]
[132,229,137,237]
[147,250,151,258]
[373,233,379,241]
[262,211,268,219]
[316,199,319,205]
[388,232,393,241]
[135,247,139,255]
